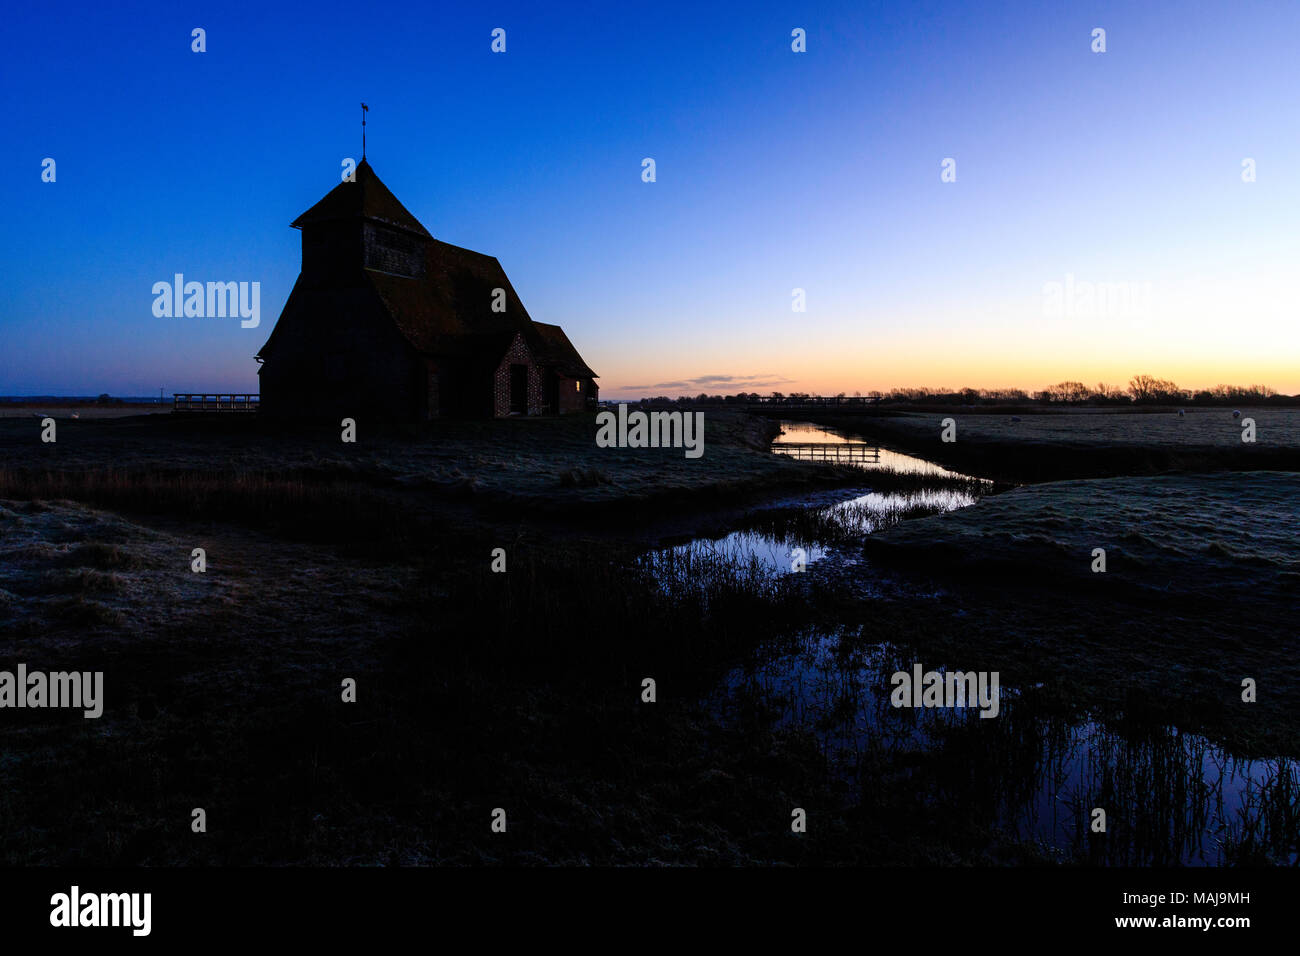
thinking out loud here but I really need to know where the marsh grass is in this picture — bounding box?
[59,542,148,570]
[46,594,127,626]
[1225,761,1300,864]
[799,408,1300,483]
[738,492,969,549]
[722,629,1300,864]
[865,471,1300,601]
[557,467,612,488]
[418,539,809,685]
[0,467,423,554]
[3,409,1294,865]
[0,410,867,515]
[41,567,125,594]
[816,464,990,495]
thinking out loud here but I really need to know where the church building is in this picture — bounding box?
[256,160,598,419]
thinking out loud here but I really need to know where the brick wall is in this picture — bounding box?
[492,333,543,416]
[556,374,591,413]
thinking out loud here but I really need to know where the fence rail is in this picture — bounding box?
[771,442,880,463]
[172,393,260,413]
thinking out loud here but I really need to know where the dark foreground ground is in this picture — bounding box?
[0,407,1296,864]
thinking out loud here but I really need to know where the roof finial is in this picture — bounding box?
[361,102,368,159]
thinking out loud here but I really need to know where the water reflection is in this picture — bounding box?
[646,427,983,577]
[646,485,977,577]
[651,421,1297,865]
[716,630,1299,865]
[772,421,969,478]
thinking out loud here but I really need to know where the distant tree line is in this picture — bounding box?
[633,378,1297,406]
[1037,377,1286,406]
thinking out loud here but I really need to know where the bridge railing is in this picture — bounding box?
[172,393,260,413]
[771,442,881,463]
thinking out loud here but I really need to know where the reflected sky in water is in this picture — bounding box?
[771,421,970,478]
[715,631,1298,866]
[645,424,1296,865]
[647,422,982,576]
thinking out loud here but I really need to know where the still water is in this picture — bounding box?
[771,421,968,477]
[715,631,1296,865]
[653,422,985,575]
[646,421,1297,865]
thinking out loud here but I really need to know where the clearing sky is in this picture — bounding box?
[3,0,1297,397]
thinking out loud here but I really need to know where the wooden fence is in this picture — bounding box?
[771,442,881,463]
[172,393,260,413]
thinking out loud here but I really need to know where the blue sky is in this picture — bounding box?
[3,0,1298,397]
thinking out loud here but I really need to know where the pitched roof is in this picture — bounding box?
[275,161,597,378]
[528,322,598,378]
[365,239,533,355]
[291,159,432,238]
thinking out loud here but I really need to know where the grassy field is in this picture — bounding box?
[0,403,170,419]
[853,473,1300,756]
[798,406,1300,483]
[866,470,1298,596]
[806,410,1300,757]
[0,494,932,865]
[0,409,886,865]
[877,405,1300,448]
[1,406,1296,864]
[0,410,867,528]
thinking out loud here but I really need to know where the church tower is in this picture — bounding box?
[290,159,431,284]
